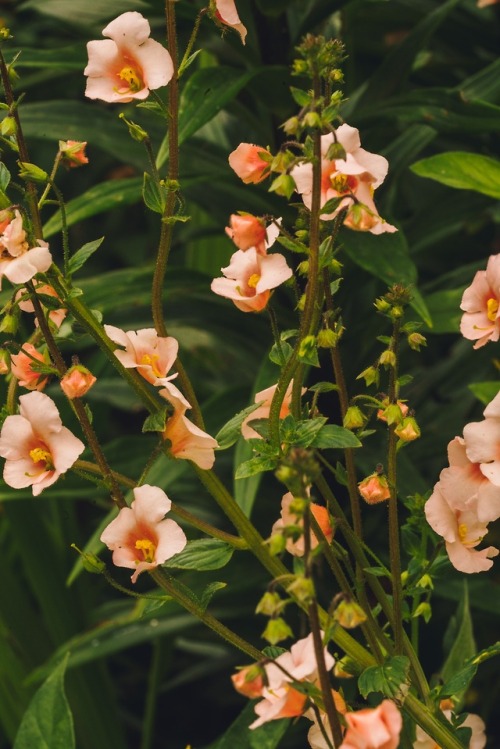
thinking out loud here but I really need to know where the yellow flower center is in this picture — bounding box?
[29,447,54,471]
[247,273,260,289]
[458,522,483,548]
[487,297,499,322]
[118,66,143,93]
[330,173,350,193]
[135,538,156,564]
[140,353,162,378]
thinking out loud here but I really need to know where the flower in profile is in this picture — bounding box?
[211,248,292,313]
[460,255,500,349]
[100,484,187,583]
[272,492,333,557]
[162,407,218,470]
[241,381,303,440]
[291,124,396,234]
[104,325,179,386]
[84,12,174,103]
[0,209,52,287]
[16,282,67,329]
[231,665,265,698]
[60,366,97,399]
[59,140,88,168]
[339,700,402,749]
[463,390,500,487]
[226,214,267,253]
[213,0,247,44]
[0,391,84,496]
[414,710,486,749]
[10,343,49,391]
[228,143,271,184]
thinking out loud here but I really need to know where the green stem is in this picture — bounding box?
[140,640,162,749]
[38,152,61,209]
[178,8,208,76]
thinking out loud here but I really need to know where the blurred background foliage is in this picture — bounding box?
[0,0,499,747]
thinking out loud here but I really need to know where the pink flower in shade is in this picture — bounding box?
[272,492,333,557]
[477,0,500,7]
[84,12,174,104]
[241,380,304,440]
[226,215,281,256]
[231,665,265,698]
[60,366,97,399]
[0,391,84,496]
[414,711,486,749]
[211,248,292,313]
[104,325,179,386]
[10,343,49,391]
[0,210,52,288]
[214,0,247,44]
[463,390,500,487]
[460,255,500,348]
[339,700,402,749]
[59,140,88,168]
[291,124,397,235]
[100,484,187,583]
[228,143,271,184]
[162,407,218,470]
[16,282,67,329]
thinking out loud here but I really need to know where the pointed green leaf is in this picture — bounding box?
[215,402,264,450]
[358,655,411,700]
[235,457,278,479]
[67,238,104,275]
[142,172,167,214]
[311,425,361,449]
[441,583,476,699]
[411,152,500,199]
[164,540,235,571]
[211,702,288,749]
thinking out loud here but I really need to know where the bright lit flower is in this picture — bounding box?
[272,492,333,557]
[59,140,88,168]
[228,143,271,184]
[339,700,402,749]
[16,282,67,329]
[0,210,52,287]
[84,12,174,103]
[213,0,247,43]
[241,381,304,440]
[0,391,84,496]
[104,325,179,386]
[162,408,218,470]
[460,255,500,349]
[60,366,97,399]
[212,248,292,312]
[291,124,396,234]
[100,484,187,583]
[358,473,391,504]
[10,343,49,391]
[414,710,486,749]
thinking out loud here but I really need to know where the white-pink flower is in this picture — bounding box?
[339,700,402,749]
[10,343,49,391]
[84,12,174,104]
[414,711,486,749]
[291,124,396,234]
[0,210,52,288]
[162,407,218,470]
[16,282,67,329]
[460,255,500,348]
[104,325,179,386]
[214,0,247,44]
[241,381,303,440]
[272,492,333,557]
[463,390,500,487]
[100,484,186,583]
[0,391,84,496]
[211,248,292,313]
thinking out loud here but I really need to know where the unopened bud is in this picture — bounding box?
[18,161,49,183]
[333,599,368,629]
[60,365,96,399]
[289,496,307,515]
[269,174,296,199]
[71,544,105,574]
[317,329,338,349]
[286,576,315,605]
[374,297,391,313]
[325,141,347,161]
[261,617,293,645]
[231,665,264,698]
[343,405,366,430]
[298,334,318,363]
[379,350,396,368]
[358,473,391,504]
[378,403,405,426]
[119,113,148,142]
[416,573,433,590]
[268,533,287,556]
[297,260,309,276]
[408,332,427,351]
[295,230,309,242]
[394,416,420,442]
[256,591,285,617]
[282,116,300,135]
[391,305,404,319]
[413,602,432,623]
[1,116,16,136]
[357,366,379,387]
[304,111,321,128]
[296,293,306,311]
[0,310,18,334]
[59,140,88,168]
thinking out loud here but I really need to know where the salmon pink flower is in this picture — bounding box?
[463,390,500,487]
[0,210,52,287]
[291,124,396,234]
[0,391,84,496]
[211,248,292,313]
[272,492,333,557]
[162,407,218,470]
[100,484,186,583]
[414,710,486,749]
[228,143,271,184]
[213,0,247,44]
[16,282,67,329]
[241,381,304,440]
[460,255,500,348]
[231,665,265,698]
[339,700,402,749]
[59,140,88,168]
[84,12,174,104]
[358,473,391,504]
[10,343,49,391]
[226,215,281,256]
[104,325,179,386]
[60,366,96,399]
[478,0,500,6]
[307,695,348,749]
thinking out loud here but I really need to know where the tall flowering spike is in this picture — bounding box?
[100,485,187,583]
[84,12,174,104]
[0,209,52,287]
[104,325,179,386]
[213,0,247,44]
[10,343,49,391]
[460,254,500,348]
[0,391,85,496]
[228,143,271,184]
[211,248,292,313]
[291,124,396,234]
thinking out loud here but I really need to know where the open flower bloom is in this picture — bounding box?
[272,492,333,556]
[10,343,49,391]
[414,710,486,749]
[463,390,500,487]
[306,694,348,749]
[228,143,271,184]
[213,0,247,43]
[460,254,500,348]
[339,700,402,749]
[104,325,179,386]
[0,391,84,496]
[100,485,186,583]
[85,12,174,103]
[162,407,218,470]
[0,210,52,287]
[241,380,304,440]
[291,124,396,234]
[16,282,67,329]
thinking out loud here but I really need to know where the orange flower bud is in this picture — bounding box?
[60,365,96,399]
[358,473,391,504]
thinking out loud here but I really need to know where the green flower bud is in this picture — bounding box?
[408,332,427,351]
[394,416,420,442]
[18,161,49,183]
[286,576,315,605]
[268,533,287,556]
[304,111,321,128]
[379,350,396,368]
[317,329,338,349]
[413,602,432,623]
[343,405,366,430]
[269,174,296,199]
[255,591,286,616]
[261,617,293,645]
[118,113,148,142]
[282,116,299,135]
[1,116,16,136]
[356,365,379,387]
[333,599,368,629]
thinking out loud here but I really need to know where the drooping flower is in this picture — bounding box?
[59,140,88,168]
[414,710,486,749]
[60,366,97,399]
[213,0,247,44]
[228,143,271,184]
[84,12,174,104]
[0,210,52,287]
[0,391,84,496]
[291,124,396,234]
[241,380,304,440]
[100,484,187,583]
[339,700,402,749]
[272,492,334,557]
[460,254,500,349]
[162,406,218,470]
[10,343,49,391]
[16,282,67,329]
[104,325,179,386]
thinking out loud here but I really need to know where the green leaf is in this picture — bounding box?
[20,0,148,26]
[0,162,10,193]
[308,382,338,394]
[210,702,288,749]
[142,172,167,214]
[67,237,104,276]
[235,456,278,480]
[142,409,168,433]
[289,86,311,107]
[411,152,500,199]
[200,582,227,611]
[215,403,264,451]
[269,340,293,366]
[358,655,411,700]
[164,539,234,571]
[469,382,500,406]
[281,416,327,448]
[276,236,309,254]
[440,642,500,699]
[14,653,75,749]
[311,425,361,449]
[441,583,476,699]
[421,288,462,334]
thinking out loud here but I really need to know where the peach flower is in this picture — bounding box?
[463,390,500,487]
[414,710,486,749]
[104,325,179,386]
[231,665,264,698]
[460,254,500,348]
[59,140,88,168]
[339,700,402,749]
[0,391,84,496]
[291,124,396,234]
[307,695,348,749]
[16,282,67,329]
[10,343,49,391]
[162,408,218,470]
[226,214,266,253]
[100,484,186,583]
[60,366,96,399]
[228,143,271,184]
[358,473,391,504]
[241,380,304,440]
[272,492,333,556]
[84,12,174,103]
[0,210,52,287]
[214,0,247,43]
[477,0,500,7]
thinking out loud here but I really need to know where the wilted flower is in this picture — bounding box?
[213,0,247,43]
[460,254,500,349]
[84,12,174,103]
[228,143,271,184]
[10,343,49,391]
[100,484,187,583]
[0,391,84,496]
